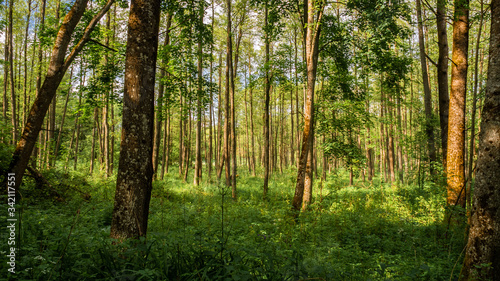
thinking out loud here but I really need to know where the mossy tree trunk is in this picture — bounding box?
[460,0,500,278]
[110,0,161,240]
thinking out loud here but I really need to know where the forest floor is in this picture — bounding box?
[1,167,466,280]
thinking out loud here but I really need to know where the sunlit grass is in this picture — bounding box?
[0,166,465,280]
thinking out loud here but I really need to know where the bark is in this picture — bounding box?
[466,3,484,214]
[8,0,17,142]
[388,97,396,182]
[110,0,161,240]
[230,20,243,198]
[244,71,251,173]
[294,27,300,168]
[23,0,32,128]
[155,16,171,178]
[263,3,271,199]
[179,95,184,177]
[249,55,256,175]
[366,98,374,181]
[89,108,98,173]
[416,0,437,174]
[36,0,46,103]
[183,108,192,182]
[2,6,7,121]
[436,0,450,169]
[208,3,215,178]
[194,6,204,186]
[446,0,469,209]
[103,19,110,176]
[224,0,233,189]
[397,93,403,182]
[7,0,114,191]
[216,53,223,181]
[302,135,313,210]
[460,0,500,278]
[292,0,323,211]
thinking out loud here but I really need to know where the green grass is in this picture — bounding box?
[0,167,466,280]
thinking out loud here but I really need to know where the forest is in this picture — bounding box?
[0,0,499,279]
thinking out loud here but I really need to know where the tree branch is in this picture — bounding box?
[63,0,115,71]
[426,53,437,67]
[88,39,118,53]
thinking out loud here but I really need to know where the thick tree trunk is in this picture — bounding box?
[460,0,500,278]
[110,0,160,240]
[7,0,114,192]
[446,0,469,210]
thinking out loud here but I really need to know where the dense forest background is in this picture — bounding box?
[1,0,499,279]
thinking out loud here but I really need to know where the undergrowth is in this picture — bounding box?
[0,167,466,280]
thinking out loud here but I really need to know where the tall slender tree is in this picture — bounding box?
[292,0,324,211]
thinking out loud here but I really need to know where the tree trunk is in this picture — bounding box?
[388,97,396,182]
[153,30,168,179]
[183,108,192,182]
[302,135,313,210]
[8,0,17,143]
[208,3,215,179]
[7,0,114,191]
[89,108,98,174]
[54,67,73,161]
[466,2,484,214]
[292,0,323,211]
[263,3,271,199]
[436,0,449,169]
[249,55,256,175]
[446,0,469,210]
[110,0,160,240]
[179,95,184,177]
[416,0,437,174]
[224,0,233,189]
[194,6,204,186]
[460,0,500,277]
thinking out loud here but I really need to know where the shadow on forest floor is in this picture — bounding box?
[0,167,466,280]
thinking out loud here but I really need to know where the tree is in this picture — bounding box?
[460,0,500,278]
[291,0,324,211]
[436,0,449,169]
[263,1,271,199]
[110,0,161,240]
[6,0,114,192]
[446,0,469,211]
[416,0,437,175]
